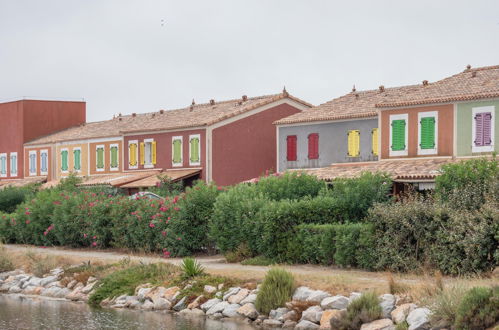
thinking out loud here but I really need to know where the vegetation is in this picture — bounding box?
[454,286,499,330]
[255,268,295,314]
[0,244,14,272]
[0,185,38,213]
[180,258,205,279]
[333,291,382,330]
[241,256,275,266]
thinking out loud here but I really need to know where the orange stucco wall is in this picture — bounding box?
[89,140,123,175]
[55,143,89,178]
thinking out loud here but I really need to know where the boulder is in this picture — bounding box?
[128,300,142,309]
[81,281,97,294]
[141,300,154,311]
[206,301,230,315]
[283,320,297,328]
[360,318,394,330]
[321,295,349,310]
[66,287,87,301]
[379,294,396,318]
[190,308,205,317]
[240,293,257,305]
[320,309,346,329]
[187,295,205,309]
[222,303,241,318]
[137,287,152,300]
[41,287,70,298]
[161,286,180,301]
[237,303,259,320]
[40,276,58,287]
[200,298,221,311]
[301,305,323,323]
[223,287,240,301]
[282,310,298,322]
[406,308,431,330]
[270,307,289,320]
[296,320,320,329]
[262,319,282,327]
[204,285,217,294]
[307,290,331,303]
[153,297,171,310]
[66,280,77,290]
[391,303,417,324]
[228,288,249,304]
[349,292,361,302]
[293,286,315,301]
[173,296,187,311]
[210,312,223,320]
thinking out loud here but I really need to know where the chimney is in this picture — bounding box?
[210,99,215,106]
[282,86,289,97]
[159,109,165,114]
[352,85,356,92]
[471,71,477,78]
[242,95,248,101]
[466,64,471,71]
[422,80,429,86]
[132,113,136,117]
[379,85,385,93]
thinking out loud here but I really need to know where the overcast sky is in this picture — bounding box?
[1,1,498,122]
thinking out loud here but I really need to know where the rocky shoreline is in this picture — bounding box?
[0,268,432,330]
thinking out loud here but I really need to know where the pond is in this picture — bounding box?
[0,295,257,330]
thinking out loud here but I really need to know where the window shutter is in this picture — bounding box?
[190,137,200,163]
[474,113,484,146]
[96,148,104,169]
[129,143,137,166]
[110,146,118,168]
[74,150,81,170]
[348,130,360,157]
[151,141,157,165]
[286,135,297,161]
[483,113,492,146]
[308,133,319,159]
[391,120,406,151]
[0,156,6,175]
[420,117,435,149]
[173,139,182,164]
[61,151,68,171]
[371,128,379,156]
[139,142,145,165]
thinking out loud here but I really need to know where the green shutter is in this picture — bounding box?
[61,150,68,171]
[74,149,81,170]
[391,120,406,151]
[173,139,182,164]
[110,146,118,168]
[420,117,435,149]
[190,137,199,163]
[97,148,104,169]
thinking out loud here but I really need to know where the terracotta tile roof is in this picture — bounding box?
[77,171,161,187]
[25,92,310,145]
[377,65,499,108]
[297,158,485,181]
[0,176,47,188]
[120,169,201,188]
[275,85,423,125]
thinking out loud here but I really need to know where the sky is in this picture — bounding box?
[1,0,498,122]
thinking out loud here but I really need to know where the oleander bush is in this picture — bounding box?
[254,172,325,201]
[255,268,295,314]
[0,185,38,213]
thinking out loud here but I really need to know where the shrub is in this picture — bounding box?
[241,256,275,266]
[333,291,382,330]
[255,268,295,314]
[254,172,325,201]
[428,285,467,328]
[0,185,38,213]
[0,244,14,272]
[180,258,205,279]
[320,172,392,222]
[454,286,499,330]
[436,157,498,210]
[225,243,253,263]
[148,175,184,197]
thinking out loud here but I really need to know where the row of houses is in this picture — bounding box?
[0,64,497,192]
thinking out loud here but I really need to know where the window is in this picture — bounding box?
[308,133,319,160]
[347,130,360,157]
[389,114,408,156]
[110,144,119,171]
[0,153,6,178]
[143,139,156,168]
[40,150,48,175]
[472,106,495,153]
[172,136,183,166]
[73,148,81,172]
[189,135,201,166]
[96,145,105,171]
[128,140,138,169]
[418,111,438,155]
[29,150,38,176]
[286,135,297,161]
[61,149,68,173]
[371,128,379,156]
[10,152,17,177]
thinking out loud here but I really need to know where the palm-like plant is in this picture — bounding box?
[180,257,205,278]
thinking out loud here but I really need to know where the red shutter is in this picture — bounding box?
[286,135,297,161]
[308,133,319,160]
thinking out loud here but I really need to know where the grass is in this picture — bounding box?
[454,286,499,330]
[241,256,275,266]
[180,258,205,279]
[426,284,467,327]
[387,272,410,295]
[0,244,14,272]
[332,291,382,330]
[88,263,179,306]
[255,267,295,314]
[22,250,74,277]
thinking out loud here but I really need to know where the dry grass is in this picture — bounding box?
[387,273,410,295]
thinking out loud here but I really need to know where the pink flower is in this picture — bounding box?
[174,207,180,211]
[43,231,48,236]
[167,217,171,221]
[149,223,155,228]
[83,234,88,238]
[92,242,97,247]
[160,207,167,212]
[25,211,31,215]
[217,186,223,191]
[156,182,161,187]
[173,196,179,204]
[177,237,181,241]
[161,231,166,236]
[89,202,95,207]
[53,201,61,205]
[25,220,30,224]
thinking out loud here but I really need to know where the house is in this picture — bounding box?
[0,99,86,183]
[121,91,311,186]
[274,84,422,172]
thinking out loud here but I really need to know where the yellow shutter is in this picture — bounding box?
[139,142,145,165]
[347,130,360,157]
[372,128,379,156]
[129,143,137,166]
[151,141,157,165]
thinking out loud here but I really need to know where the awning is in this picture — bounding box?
[78,170,162,187]
[120,169,201,188]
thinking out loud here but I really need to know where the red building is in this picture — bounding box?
[0,99,85,182]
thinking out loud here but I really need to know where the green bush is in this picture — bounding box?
[241,256,275,266]
[180,257,205,279]
[320,172,392,222]
[254,172,325,201]
[255,268,294,314]
[454,286,499,330]
[0,185,38,213]
[333,291,382,330]
[436,157,498,210]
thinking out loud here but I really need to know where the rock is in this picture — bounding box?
[141,300,154,311]
[406,308,431,330]
[218,283,224,290]
[87,276,97,283]
[190,308,205,317]
[50,268,64,277]
[183,284,192,290]
[153,297,171,310]
[187,295,205,309]
[296,320,320,329]
[262,319,282,327]
[206,301,230,315]
[73,282,84,290]
[360,318,394,330]
[81,281,97,294]
[8,285,22,293]
[307,290,331,303]
[201,298,221,312]
[211,312,223,320]
[395,294,413,306]
[301,305,323,323]
[223,287,240,301]
[379,294,396,318]
[204,285,217,294]
[228,288,249,304]
[215,291,223,299]
[391,303,417,324]
[111,303,126,308]
[162,286,180,301]
[222,303,241,318]
[320,309,346,329]
[134,283,152,294]
[321,295,349,310]
[293,286,315,301]
[40,276,58,287]
[137,287,152,300]
[237,303,259,320]
[349,292,361,302]
[128,300,142,309]
[270,307,290,320]
[27,277,43,287]
[240,293,257,305]
[66,280,77,290]
[41,287,71,298]
[283,320,297,328]
[282,310,298,322]
[66,287,87,301]
[173,296,187,311]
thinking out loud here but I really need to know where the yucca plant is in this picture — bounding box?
[334,291,382,330]
[255,267,295,314]
[180,257,205,279]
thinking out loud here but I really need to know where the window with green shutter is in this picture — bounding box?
[110,146,118,169]
[172,138,182,165]
[73,149,81,171]
[190,136,200,164]
[96,147,104,169]
[420,117,435,149]
[391,119,406,151]
[61,150,68,172]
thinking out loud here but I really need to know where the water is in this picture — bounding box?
[0,295,257,330]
